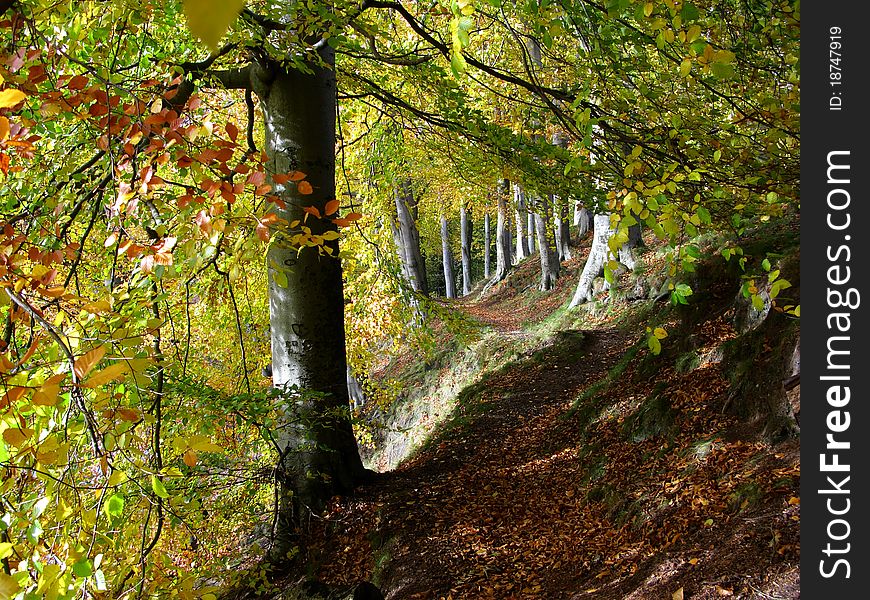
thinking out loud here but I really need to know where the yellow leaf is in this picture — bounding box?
[672,587,684,600]
[654,327,668,340]
[0,572,21,598]
[679,59,692,77]
[0,88,26,109]
[182,0,246,50]
[82,362,129,388]
[0,543,12,559]
[81,300,112,314]
[32,383,59,406]
[188,434,222,453]
[788,496,800,505]
[74,346,106,380]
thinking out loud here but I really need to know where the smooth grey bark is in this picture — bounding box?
[484,179,512,291]
[527,211,536,252]
[346,367,365,410]
[574,205,592,237]
[483,211,491,278]
[569,214,612,306]
[440,214,456,299]
[394,180,428,296]
[256,51,367,546]
[533,207,560,291]
[569,214,641,306]
[554,196,572,261]
[460,203,472,295]
[513,183,530,262]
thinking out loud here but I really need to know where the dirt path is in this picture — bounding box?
[307,292,800,600]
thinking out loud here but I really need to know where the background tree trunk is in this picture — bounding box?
[460,203,472,295]
[574,205,592,237]
[394,180,429,296]
[440,214,456,298]
[555,196,572,262]
[483,211,491,278]
[485,179,512,290]
[255,52,366,553]
[569,214,612,306]
[513,183,530,262]
[534,208,559,291]
[527,211,536,253]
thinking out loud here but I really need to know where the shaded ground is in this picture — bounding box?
[300,242,800,599]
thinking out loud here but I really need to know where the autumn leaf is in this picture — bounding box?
[3,427,34,447]
[303,205,321,219]
[82,362,130,388]
[324,199,340,216]
[0,88,26,109]
[74,345,107,379]
[297,180,313,195]
[0,116,9,141]
[182,0,246,50]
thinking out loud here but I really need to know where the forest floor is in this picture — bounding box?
[297,227,801,600]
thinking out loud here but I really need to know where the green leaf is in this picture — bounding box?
[72,559,93,578]
[679,59,692,77]
[761,258,771,272]
[104,493,124,518]
[696,206,711,224]
[151,475,169,499]
[272,270,288,289]
[648,335,662,355]
[182,0,246,50]
[450,52,467,76]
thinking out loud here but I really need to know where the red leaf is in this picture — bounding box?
[225,122,239,142]
[297,181,313,195]
[324,199,340,216]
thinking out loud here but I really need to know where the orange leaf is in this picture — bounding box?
[74,346,106,380]
[302,205,321,219]
[324,199,340,216]
[1,386,27,407]
[2,427,33,447]
[225,122,238,142]
[332,218,352,228]
[183,449,198,467]
[0,116,9,141]
[297,181,313,195]
[344,212,363,221]
[117,408,139,422]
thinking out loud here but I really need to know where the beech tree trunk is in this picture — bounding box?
[485,179,512,290]
[394,180,428,296]
[554,196,572,261]
[527,211,536,253]
[534,207,560,291]
[483,211,491,278]
[569,214,641,306]
[440,214,456,299]
[255,51,366,553]
[513,183,530,262]
[460,203,472,295]
[574,204,592,237]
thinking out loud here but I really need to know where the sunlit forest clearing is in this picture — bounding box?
[0,1,799,598]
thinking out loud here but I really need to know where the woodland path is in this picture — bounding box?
[307,283,800,600]
[310,296,636,599]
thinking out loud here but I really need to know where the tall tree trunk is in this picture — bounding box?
[569,214,641,306]
[527,211,536,253]
[485,179,512,290]
[513,183,529,262]
[460,203,472,295]
[255,53,366,553]
[483,211,491,278]
[440,214,456,299]
[534,205,560,291]
[394,180,428,296]
[569,214,612,306]
[554,195,572,261]
[574,204,592,237]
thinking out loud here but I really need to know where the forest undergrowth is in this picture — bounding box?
[271,222,801,600]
